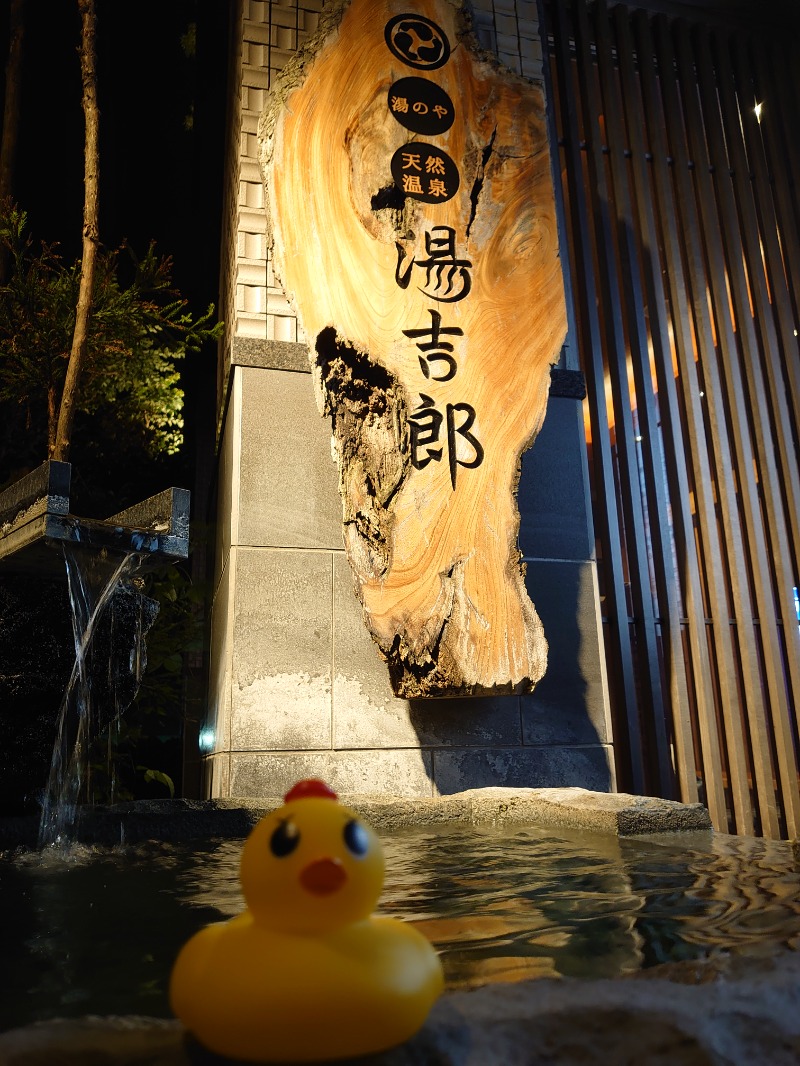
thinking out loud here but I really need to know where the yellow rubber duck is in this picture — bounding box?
[169,779,444,1062]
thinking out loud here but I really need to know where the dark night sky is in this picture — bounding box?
[1,0,230,513]
[8,0,229,303]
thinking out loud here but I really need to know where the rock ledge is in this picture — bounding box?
[0,787,712,849]
[1,951,798,1066]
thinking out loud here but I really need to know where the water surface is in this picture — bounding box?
[2,823,799,1031]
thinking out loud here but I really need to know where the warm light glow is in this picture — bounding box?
[754,101,763,124]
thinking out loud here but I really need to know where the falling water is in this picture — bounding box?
[38,545,146,849]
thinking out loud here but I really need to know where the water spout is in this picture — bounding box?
[38,545,145,848]
[0,463,190,823]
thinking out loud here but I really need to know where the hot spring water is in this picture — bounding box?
[5,531,800,1035]
[3,820,800,1032]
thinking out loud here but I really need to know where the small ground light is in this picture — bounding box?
[754,101,763,123]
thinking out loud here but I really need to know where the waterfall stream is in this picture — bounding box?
[38,546,146,848]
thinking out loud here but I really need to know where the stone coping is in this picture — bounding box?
[0,461,191,576]
[0,787,711,850]
[1,950,799,1065]
[0,461,71,528]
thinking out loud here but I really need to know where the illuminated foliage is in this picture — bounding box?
[0,201,221,462]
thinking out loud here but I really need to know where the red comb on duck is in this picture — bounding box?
[284,779,338,803]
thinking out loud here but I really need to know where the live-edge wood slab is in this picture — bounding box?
[260,0,567,696]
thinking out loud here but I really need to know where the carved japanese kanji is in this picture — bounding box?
[260,0,567,696]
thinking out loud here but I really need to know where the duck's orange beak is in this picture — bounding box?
[300,857,347,895]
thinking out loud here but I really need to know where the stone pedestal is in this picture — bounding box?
[204,340,613,798]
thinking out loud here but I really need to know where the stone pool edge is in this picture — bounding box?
[0,786,712,848]
[2,949,799,1066]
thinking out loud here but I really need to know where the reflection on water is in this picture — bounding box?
[378,827,647,986]
[1,824,799,1031]
[621,833,800,966]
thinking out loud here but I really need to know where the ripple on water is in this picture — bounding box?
[2,823,800,1029]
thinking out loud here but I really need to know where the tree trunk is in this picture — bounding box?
[47,381,57,453]
[0,0,26,284]
[52,0,99,462]
[0,0,25,203]
[261,0,567,696]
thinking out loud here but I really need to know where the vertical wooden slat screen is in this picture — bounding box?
[540,0,800,837]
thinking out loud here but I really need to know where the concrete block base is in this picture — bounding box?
[204,356,613,801]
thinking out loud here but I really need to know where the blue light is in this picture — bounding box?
[198,728,216,753]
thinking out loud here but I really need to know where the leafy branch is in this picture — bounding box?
[0,201,221,460]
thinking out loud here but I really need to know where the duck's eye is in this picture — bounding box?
[270,819,300,857]
[343,819,369,857]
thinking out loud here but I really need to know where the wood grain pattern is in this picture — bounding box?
[260,0,567,696]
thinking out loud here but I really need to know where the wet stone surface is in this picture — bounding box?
[0,787,712,849]
[1,950,800,1065]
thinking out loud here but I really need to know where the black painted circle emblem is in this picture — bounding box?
[388,77,454,135]
[390,141,460,203]
[384,14,450,71]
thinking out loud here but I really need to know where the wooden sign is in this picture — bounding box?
[260,0,567,697]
